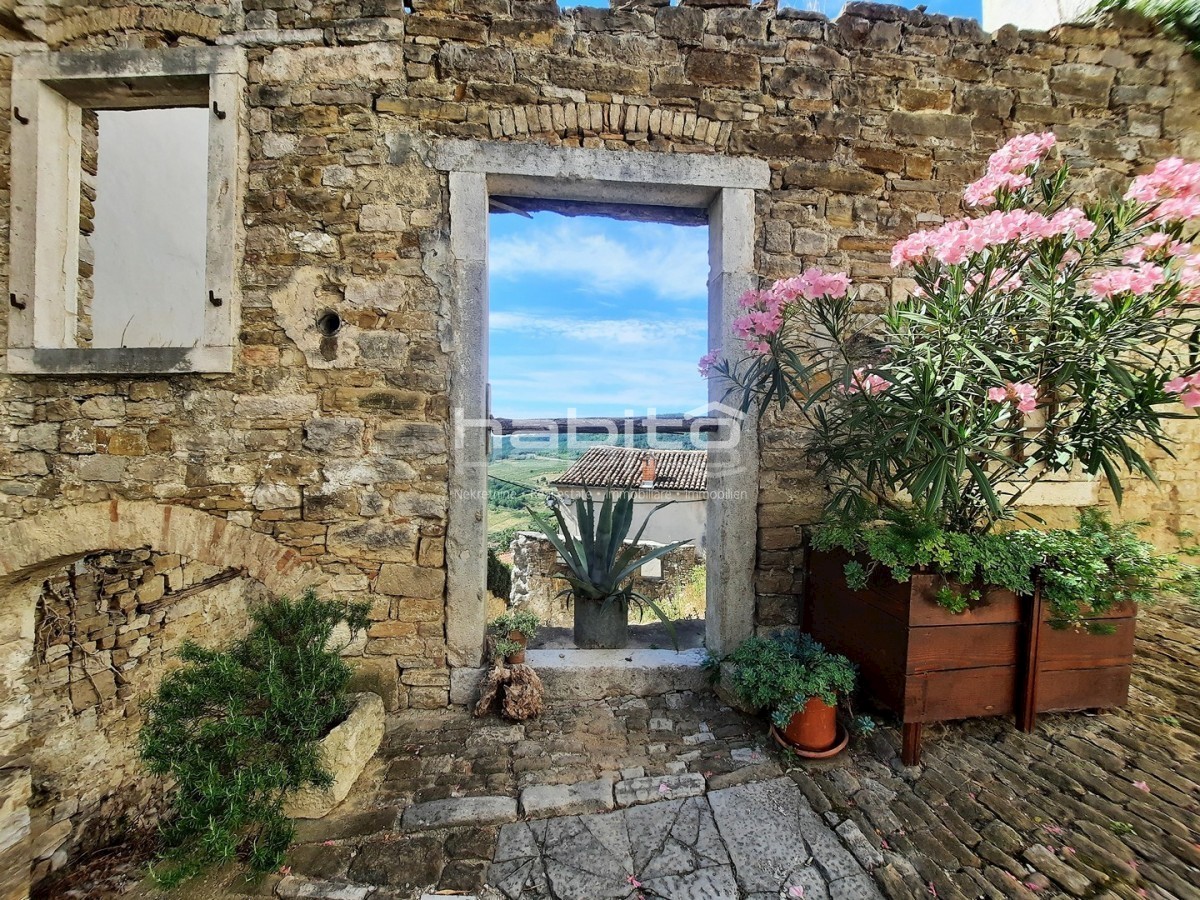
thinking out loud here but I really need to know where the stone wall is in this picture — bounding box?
[0,2,1198,893]
[28,549,260,886]
[508,531,701,628]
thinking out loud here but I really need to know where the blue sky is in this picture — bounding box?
[489,213,710,419]
[565,0,982,19]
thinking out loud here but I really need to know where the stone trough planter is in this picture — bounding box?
[806,548,1136,765]
[284,692,385,819]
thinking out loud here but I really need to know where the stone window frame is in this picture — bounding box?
[6,47,246,375]
[434,139,769,668]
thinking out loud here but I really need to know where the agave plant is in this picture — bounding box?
[528,489,689,647]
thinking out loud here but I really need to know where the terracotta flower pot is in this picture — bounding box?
[782,696,839,752]
[505,630,527,665]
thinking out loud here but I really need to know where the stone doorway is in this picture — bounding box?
[435,140,768,678]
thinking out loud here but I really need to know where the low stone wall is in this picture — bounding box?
[28,549,261,886]
[508,532,700,628]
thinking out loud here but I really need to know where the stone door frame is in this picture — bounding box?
[434,140,769,668]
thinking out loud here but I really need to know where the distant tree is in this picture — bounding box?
[487,548,513,599]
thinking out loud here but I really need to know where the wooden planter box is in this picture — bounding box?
[805,548,1136,765]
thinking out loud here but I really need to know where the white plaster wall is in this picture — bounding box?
[556,486,708,555]
[982,0,1098,31]
[91,107,208,348]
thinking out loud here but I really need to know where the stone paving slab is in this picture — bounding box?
[614,772,706,807]
[401,795,518,831]
[519,776,614,819]
[482,783,878,899]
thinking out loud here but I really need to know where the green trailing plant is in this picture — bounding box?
[813,509,1037,613]
[527,489,688,644]
[815,509,1196,628]
[138,590,370,886]
[1009,509,1197,628]
[717,634,857,729]
[1095,0,1200,59]
[492,637,525,661]
[487,547,513,599]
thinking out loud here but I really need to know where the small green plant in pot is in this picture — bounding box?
[720,634,856,754]
[490,609,540,664]
[528,489,687,649]
[138,590,370,886]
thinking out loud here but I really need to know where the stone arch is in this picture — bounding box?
[0,500,321,593]
[0,501,324,900]
[43,7,222,48]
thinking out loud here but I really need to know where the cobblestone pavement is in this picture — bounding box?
[131,599,1198,900]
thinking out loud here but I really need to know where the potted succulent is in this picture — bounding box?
[705,135,1200,762]
[528,489,687,649]
[489,609,540,665]
[719,634,856,756]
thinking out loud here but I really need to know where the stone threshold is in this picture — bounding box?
[449,647,710,704]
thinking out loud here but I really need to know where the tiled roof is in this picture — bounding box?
[552,446,707,493]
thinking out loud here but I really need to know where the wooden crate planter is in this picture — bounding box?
[805,548,1136,765]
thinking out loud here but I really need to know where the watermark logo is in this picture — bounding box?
[452,401,753,481]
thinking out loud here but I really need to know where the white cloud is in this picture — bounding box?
[489,218,709,303]
[490,353,707,418]
[490,310,705,347]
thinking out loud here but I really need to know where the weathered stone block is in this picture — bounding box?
[1050,63,1115,108]
[549,58,650,94]
[686,49,760,89]
[285,693,386,819]
[376,563,446,600]
[303,418,365,457]
[520,777,615,818]
[327,522,419,563]
[615,773,706,807]
[782,162,884,194]
[373,423,445,456]
[766,65,830,99]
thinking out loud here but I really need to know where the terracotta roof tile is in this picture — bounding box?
[551,446,707,493]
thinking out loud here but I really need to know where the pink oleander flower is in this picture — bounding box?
[1090,263,1167,299]
[1125,231,1189,264]
[733,269,851,353]
[848,368,891,396]
[1164,373,1200,408]
[1048,207,1096,241]
[964,133,1057,206]
[1127,157,1200,222]
[698,349,720,377]
[768,268,852,305]
[988,381,1038,413]
[1176,253,1200,303]
[964,171,1032,207]
[891,207,1096,269]
[1132,780,1150,792]
[966,267,1023,296]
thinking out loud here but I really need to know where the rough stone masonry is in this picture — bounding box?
[0,0,1199,896]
